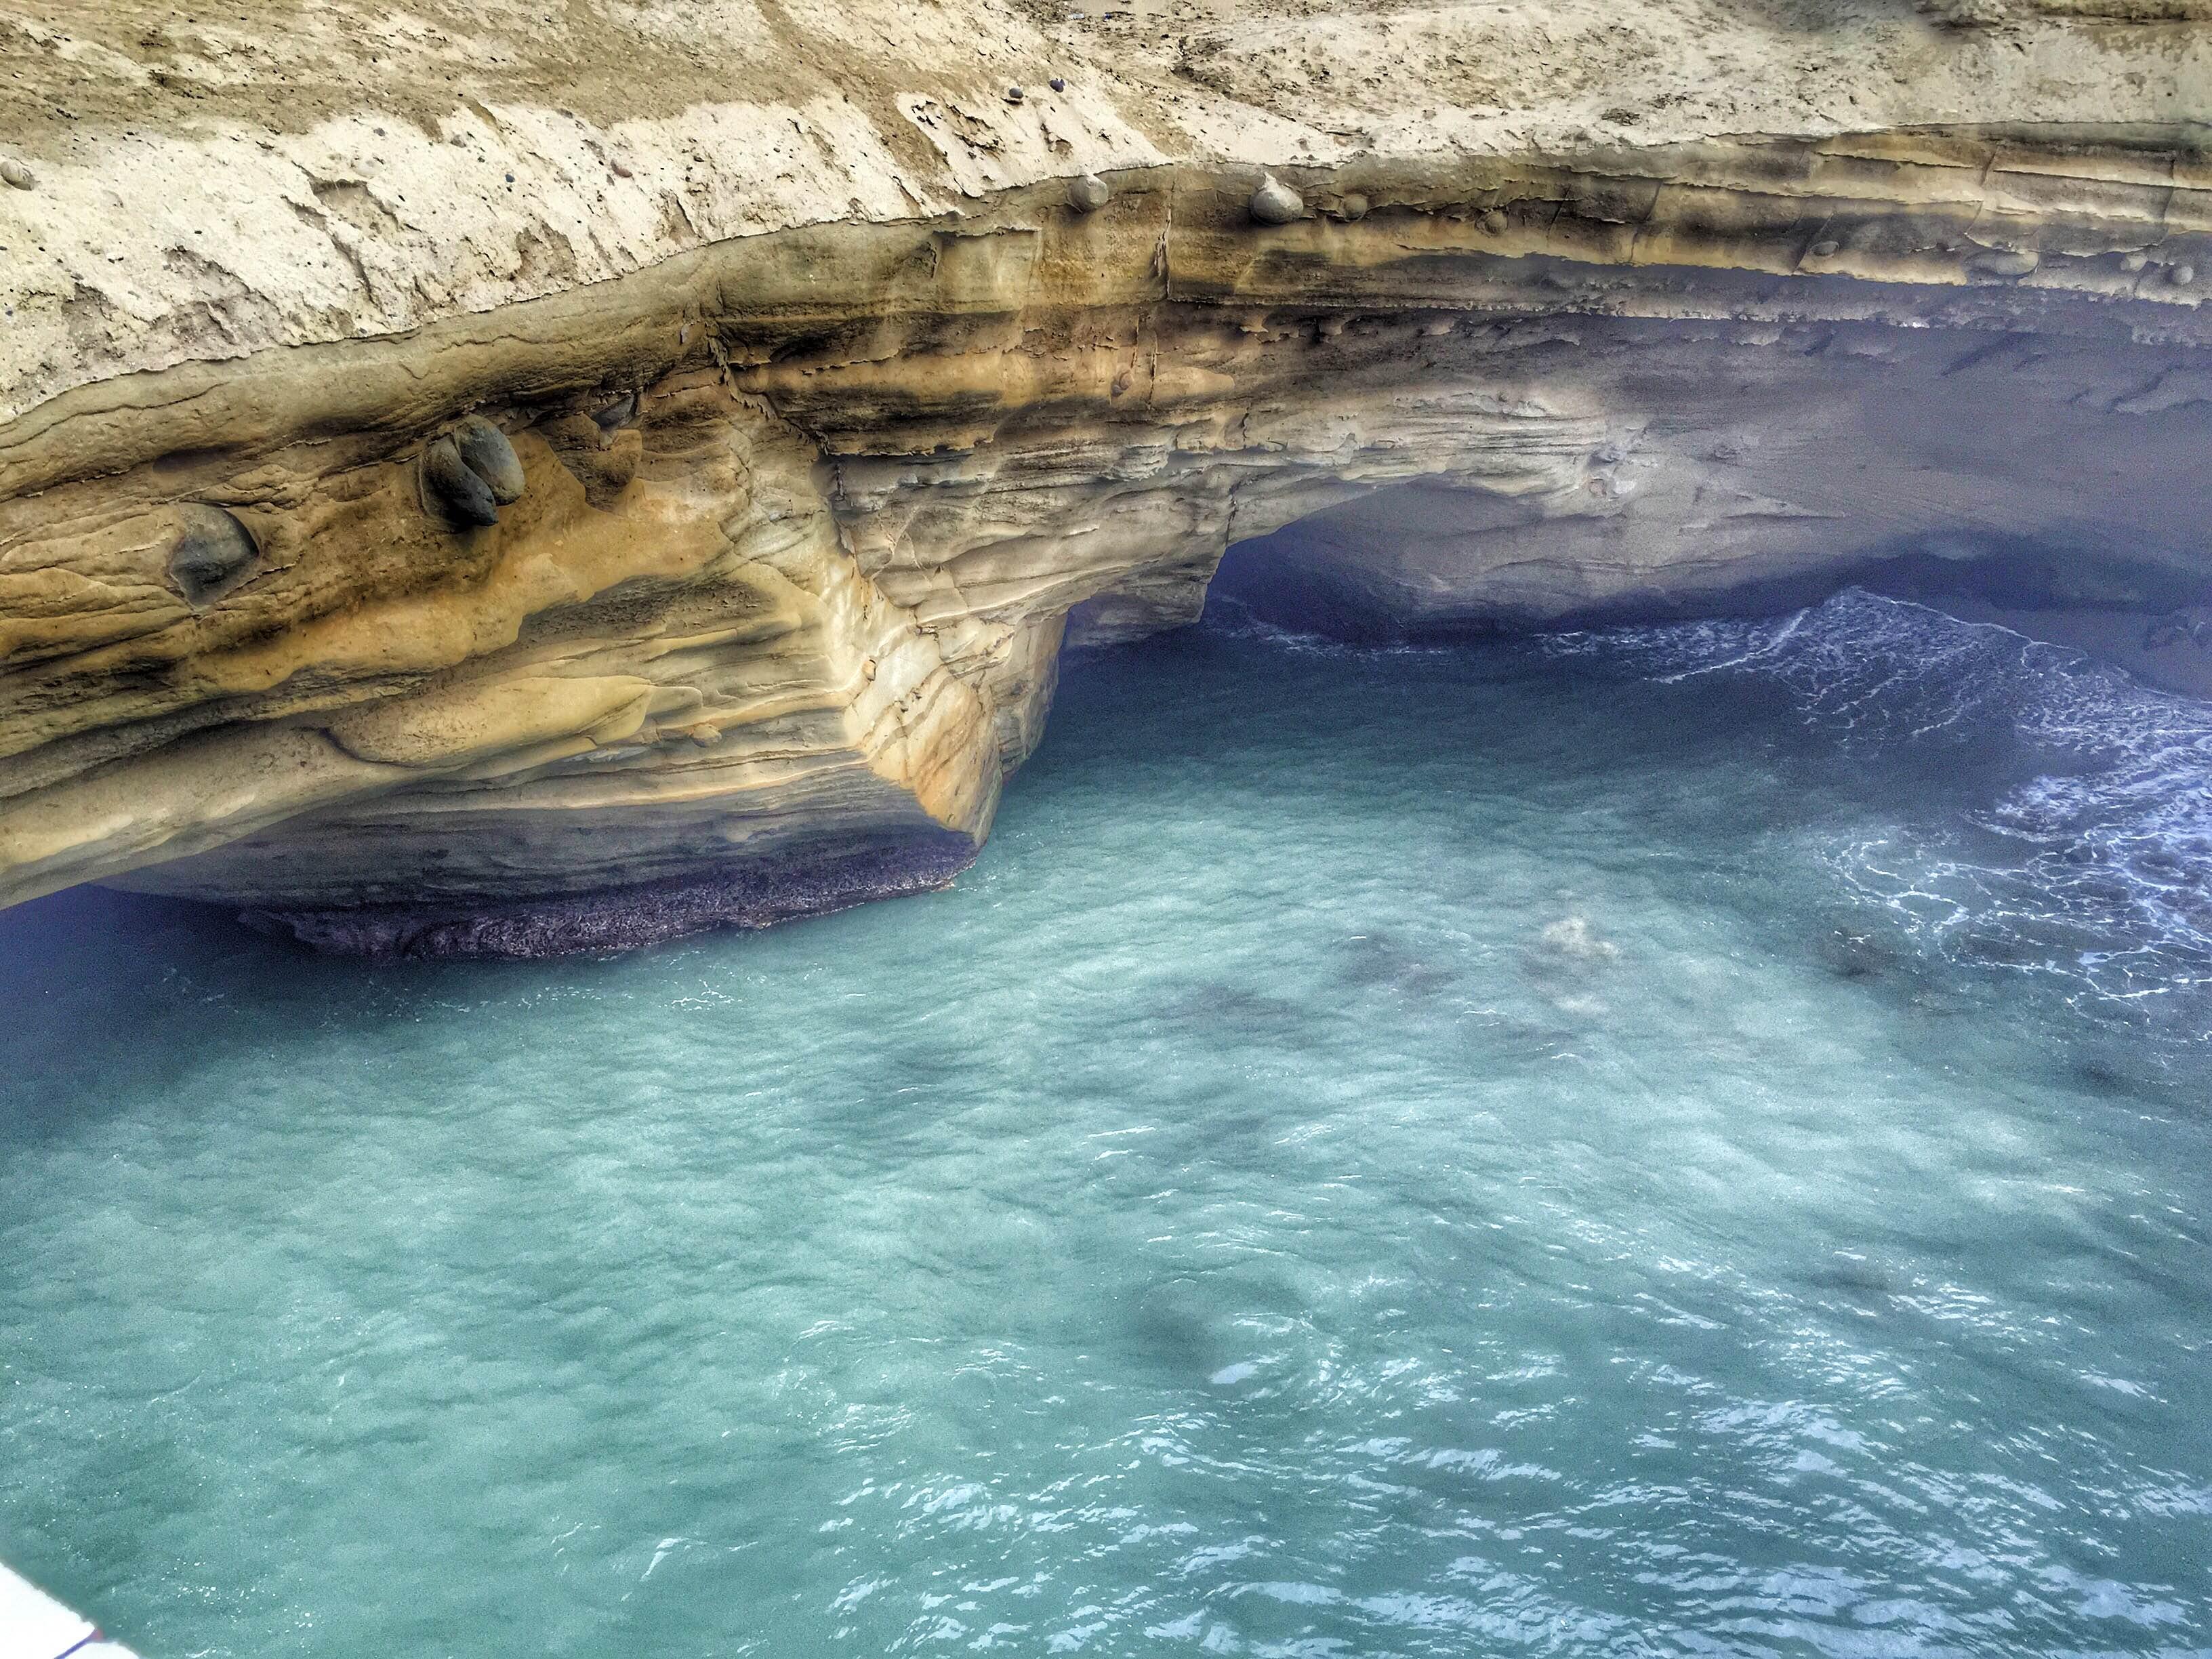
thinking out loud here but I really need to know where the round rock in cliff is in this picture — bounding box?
[1338,193,1369,221]
[1068,173,1111,213]
[1249,175,1304,225]
[0,159,33,190]
[422,435,501,528]
[453,415,526,505]
[167,505,261,608]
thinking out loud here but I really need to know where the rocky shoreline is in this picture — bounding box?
[236,832,978,960]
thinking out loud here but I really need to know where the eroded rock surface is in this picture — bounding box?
[3,0,2211,952]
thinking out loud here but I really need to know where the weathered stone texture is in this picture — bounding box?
[3,3,2211,949]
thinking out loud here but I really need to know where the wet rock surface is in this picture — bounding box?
[240,834,976,959]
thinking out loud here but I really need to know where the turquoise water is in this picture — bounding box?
[3,590,2209,1657]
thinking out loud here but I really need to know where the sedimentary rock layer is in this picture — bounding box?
[3,1,2211,951]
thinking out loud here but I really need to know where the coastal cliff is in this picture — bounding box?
[4,0,2211,953]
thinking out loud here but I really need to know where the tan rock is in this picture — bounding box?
[2,1,2211,951]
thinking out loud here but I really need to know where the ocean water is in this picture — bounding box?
[2,589,2209,1658]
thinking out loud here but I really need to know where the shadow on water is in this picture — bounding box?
[0,881,672,1149]
[1149,981,1317,1044]
[0,886,272,1141]
[1334,929,1462,999]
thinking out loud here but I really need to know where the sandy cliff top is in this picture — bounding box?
[2,0,2208,424]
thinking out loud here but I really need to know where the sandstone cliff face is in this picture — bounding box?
[3,1,2210,952]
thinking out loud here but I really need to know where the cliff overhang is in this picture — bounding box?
[5,2,2211,952]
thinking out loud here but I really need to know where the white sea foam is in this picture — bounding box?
[1548,589,2212,1019]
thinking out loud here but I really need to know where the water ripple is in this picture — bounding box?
[1,598,2208,1655]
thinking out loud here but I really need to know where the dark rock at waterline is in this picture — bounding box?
[238,834,977,959]
[1803,1255,1902,1304]
[167,504,261,607]
[422,434,501,527]
[453,415,525,504]
[1822,927,1895,981]
[2144,613,2194,650]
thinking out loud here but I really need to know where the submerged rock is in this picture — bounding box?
[1536,915,1620,964]
[2144,613,2195,650]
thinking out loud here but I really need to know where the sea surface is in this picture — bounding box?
[3,589,2209,1658]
